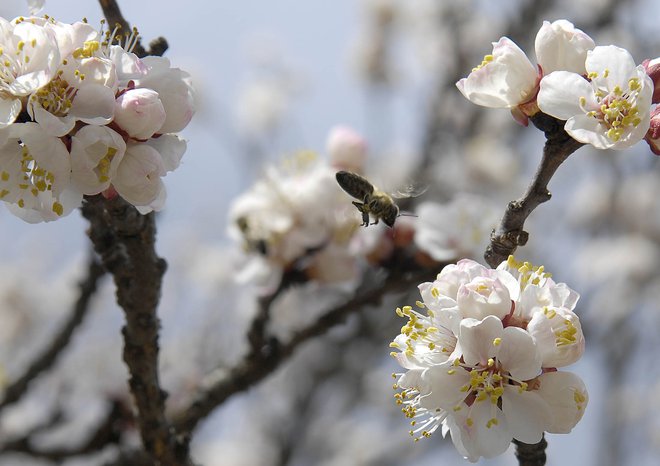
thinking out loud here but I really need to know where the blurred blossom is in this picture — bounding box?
[399,0,454,75]
[234,49,302,139]
[326,126,368,173]
[585,276,638,328]
[566,174,614,227]
[27,0,45,15]
[235,79,292,137]
[391,257,586,462]
[414,194,499,262]
[353,0,399,85]
[464,134,521,189]
[228,152,360,286]
[575,235,659,286]
[615,172,660,235]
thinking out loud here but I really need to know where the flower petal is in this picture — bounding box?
[497,326,541,381]
[538,71,595,119]
[459,316,503,366]
[502,385,551,443]
[536,371,588,433]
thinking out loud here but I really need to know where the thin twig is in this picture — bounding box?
[81,195,190,466]
[247,270,306,358]
[97,0,168,57]
[172,267,434,435]
[0,399,132,461]
[0,256,105,412]
[484,113,583,268]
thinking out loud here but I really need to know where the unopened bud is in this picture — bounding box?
[326,126,367,173]
[642,58,660,104]
[644,106,660,155]
[114,88,166,139]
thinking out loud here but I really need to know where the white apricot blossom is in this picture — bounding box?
[70,125,126,195]
[456,37,538,109]
[456,20,595,110]
[390,257,588,462]
[535,19,595,75]
[0,123,80,222]
[0,17,60,127]
[538,45,653,149]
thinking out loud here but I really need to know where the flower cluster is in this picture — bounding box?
[457,19,659,152]
[390,256,588,462]
[228,148,363,287]
[0,15,194,222]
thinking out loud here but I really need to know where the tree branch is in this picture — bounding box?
[172,266,435,435]
[0,256,105,413]
[0,399,132,461]
[484,113,583,268]
[97,0,168,57]
[81,195,190,466]
[514,437,548,466]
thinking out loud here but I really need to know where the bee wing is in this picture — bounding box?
[391,181,429,199]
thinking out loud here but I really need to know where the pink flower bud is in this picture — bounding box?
[326,126,367,172]
[114,88,166,139]
[644,106,660,155]
[642,57,660,104]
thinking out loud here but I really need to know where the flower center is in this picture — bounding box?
[96,146,118,183]
[582,73,644,142]
[5,146,64,216]
[31,74,76,116]
[451,350,530,429]
[543,307,579,346]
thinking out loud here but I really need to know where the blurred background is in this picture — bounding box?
[0,0,659,464]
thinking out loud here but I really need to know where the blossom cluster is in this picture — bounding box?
[457,19,659,152]
[390,256,588,462]
[0,15,194,222]
[228,124,505,288]
[227,146,363,288]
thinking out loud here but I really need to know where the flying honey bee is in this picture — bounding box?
[335,171,427,227]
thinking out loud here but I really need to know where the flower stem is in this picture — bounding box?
[484,113,583,268]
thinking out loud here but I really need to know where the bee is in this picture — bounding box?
[335,171,427,227]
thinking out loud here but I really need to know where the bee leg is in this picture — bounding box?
[352,201,370,227]
[371,218,379,225]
